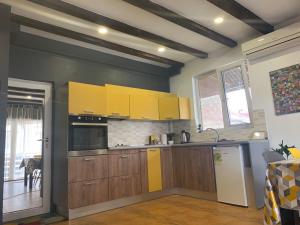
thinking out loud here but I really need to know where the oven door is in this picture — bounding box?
[69,122,108,151]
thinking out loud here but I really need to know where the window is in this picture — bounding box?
[194,62,252,130]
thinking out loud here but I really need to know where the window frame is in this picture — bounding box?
[192,60,253,131]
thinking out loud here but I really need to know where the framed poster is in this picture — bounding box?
[269,64,300,116]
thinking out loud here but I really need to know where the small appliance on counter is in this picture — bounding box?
[180,130,191,143]
[148,134,160,145]
[161,133,168,145]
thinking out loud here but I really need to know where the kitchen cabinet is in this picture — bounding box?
[68,155,108,183]
[108,152,140,177]
[109,175,141,200]
[173,146,216,193]
[140,150,149,193]
[68,82,107,116]
[106,85,130,118]
[147,148,162,192]
[69,178,108,209]
[160,148,174,190]
[179,97,191,120]
[158,95,179,120]
[130,93,159,120]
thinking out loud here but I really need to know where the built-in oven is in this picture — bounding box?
[68,115,108,156]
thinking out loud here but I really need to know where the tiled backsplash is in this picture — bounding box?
[108,120,170,147]
[108,109,267,147]
[171,109,268,142]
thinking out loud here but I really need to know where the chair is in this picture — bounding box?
[262,151,285,163]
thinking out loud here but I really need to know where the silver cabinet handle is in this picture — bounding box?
[120,155,129,158]
[83,110,94,114]
[84,182,97,185]
[111,112,120,115]
[83,157,96,161]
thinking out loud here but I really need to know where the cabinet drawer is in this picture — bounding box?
[68,155,108,183]
[108,153,140,177]
[109,175,142,200]
[68,178,109,209]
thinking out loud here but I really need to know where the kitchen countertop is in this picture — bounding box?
[68,139,269,156]
[108,139,269,150]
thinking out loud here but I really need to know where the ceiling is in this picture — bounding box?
[2,0,300,69]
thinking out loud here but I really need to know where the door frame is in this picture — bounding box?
[3,78,52,222]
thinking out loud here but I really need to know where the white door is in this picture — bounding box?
[214,146,248,206]
[3,78,52,222]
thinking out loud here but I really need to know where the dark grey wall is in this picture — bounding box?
[8,32,170,215]
[0,4,10,222]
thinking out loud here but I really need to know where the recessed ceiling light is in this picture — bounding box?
[27,95,32,99]
[257,38,265,42]
[158,47,166,53]
[98,26,108,34]
[214,17,224,24]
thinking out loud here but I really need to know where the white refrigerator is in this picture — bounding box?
[213,146,248,206]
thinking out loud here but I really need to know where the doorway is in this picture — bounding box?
[3,78,52,222]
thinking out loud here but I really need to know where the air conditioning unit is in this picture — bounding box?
[242,21,300,59]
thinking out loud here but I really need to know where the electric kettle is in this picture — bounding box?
[181,130,191,143]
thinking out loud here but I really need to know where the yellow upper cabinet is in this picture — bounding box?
[158,95,179,120]
[130,92,159,120]
[179,97,191,120]
[106,85,130,118]
[68,82,107,116]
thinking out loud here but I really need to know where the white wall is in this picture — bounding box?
[248,47,300,149]
[170,44,299,148]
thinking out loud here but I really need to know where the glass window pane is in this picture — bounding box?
[198,73,224,130]
[221,66,251,125]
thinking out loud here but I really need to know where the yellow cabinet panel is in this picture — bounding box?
[179,97,191,120]
[158,96,179,120]
[69,82,107,116]
[106,85,130,118]
[130,93,159,120]
[147,148,162,192]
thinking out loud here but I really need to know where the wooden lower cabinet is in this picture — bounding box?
[173,146,216,193]
[140,150,148,193]
[68,155,108,183]
[109,175,142,200]
[69,178,109,209]
[160,148,174,190]
[108,153,140,177]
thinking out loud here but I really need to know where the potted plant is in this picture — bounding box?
[272,140,295,159]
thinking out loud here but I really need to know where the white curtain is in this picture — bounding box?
[4,104,43,181]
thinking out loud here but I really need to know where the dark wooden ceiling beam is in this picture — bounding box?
[207,0,274,34]
[27,0,207,58]
[11,14,184,68]
[123,0,237,48]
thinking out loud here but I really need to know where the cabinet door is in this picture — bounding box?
[158,95,179,120]
[160,148,174,190]
[147,148,162,192]
[68,155,108,183]
[130,94,159,120]
[68,82,107,115]
[109,175,142,200]
[140,150,149,193]
[173,147,216,192]
[179,97,191,120]
[106,86,130,117]
[108,153,140,177]
[69,178,108,209]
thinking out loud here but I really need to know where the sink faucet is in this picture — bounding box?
[205,128,220,142]
[197,125,220,142]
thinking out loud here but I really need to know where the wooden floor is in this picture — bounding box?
[54,195,263,225]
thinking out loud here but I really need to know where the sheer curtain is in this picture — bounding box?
[4,104,43,181]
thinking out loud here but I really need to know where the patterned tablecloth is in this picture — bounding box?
[19,157,42,174]
[264,159,300,225]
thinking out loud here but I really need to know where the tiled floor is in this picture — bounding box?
[54,195,263,225]
[3,180,42,214]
